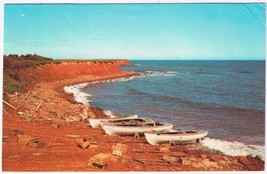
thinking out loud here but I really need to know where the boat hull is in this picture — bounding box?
[101,123,173,136]
[88,115,138,128]
[144,130,208,145]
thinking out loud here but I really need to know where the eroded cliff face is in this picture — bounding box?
[17,60,132,88]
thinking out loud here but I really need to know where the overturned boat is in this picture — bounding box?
[88,114,138,128]
[101,122,173,136]
[144,130,208,145]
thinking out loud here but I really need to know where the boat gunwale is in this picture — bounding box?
[102,122,173,129]
[144,130,208,136]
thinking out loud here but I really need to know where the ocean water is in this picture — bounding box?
[74,60,265,159]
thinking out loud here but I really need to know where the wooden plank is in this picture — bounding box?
[133,158,179,166]
[3,100,17,110]
[162,155,178,164]
[145,162,180,166]
[64,135,80,138]
[133,158,145,164]
[35,101,44,112]
[132,150,163,153]
[134,158,167,163]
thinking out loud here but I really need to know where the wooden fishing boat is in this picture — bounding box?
[88,114,138,128]
[100,117,155,126]
[144,130,208,145]
[101,122,173,136]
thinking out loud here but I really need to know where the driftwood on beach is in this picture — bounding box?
[3,100,17,110]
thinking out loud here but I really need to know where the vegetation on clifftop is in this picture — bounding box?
[3,54,129,94]
[3,54,53,94]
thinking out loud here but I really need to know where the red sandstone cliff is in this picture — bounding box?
[17,60,132,88]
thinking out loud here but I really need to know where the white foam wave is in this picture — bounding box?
[63,70,178,105]
[64,83,91,105]
[87,71,178,85]
[103,110,138,118]
[103,110,118,118]
[143,71,178,77]
[201,138,265,161]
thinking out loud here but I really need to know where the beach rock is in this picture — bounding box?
[238,156,256,170]
[200,154,207,159]
[255,155,263,162]
[246,156,264,170]
[208,155,220,162]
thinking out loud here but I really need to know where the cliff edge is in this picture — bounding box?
[3,54,132,93]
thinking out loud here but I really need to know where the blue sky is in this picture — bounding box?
[4,4,266,60]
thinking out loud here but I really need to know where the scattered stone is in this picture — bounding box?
[238,156,252,167]
[200,154,207,158]
[77,138,90,149]
[209,155,220,162]
[255,155,263,162]
[238,156,256,170]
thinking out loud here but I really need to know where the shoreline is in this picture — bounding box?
[63,71,265,161]
[2,62,265,171]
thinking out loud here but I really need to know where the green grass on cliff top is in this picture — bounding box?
[3,54,128,94]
